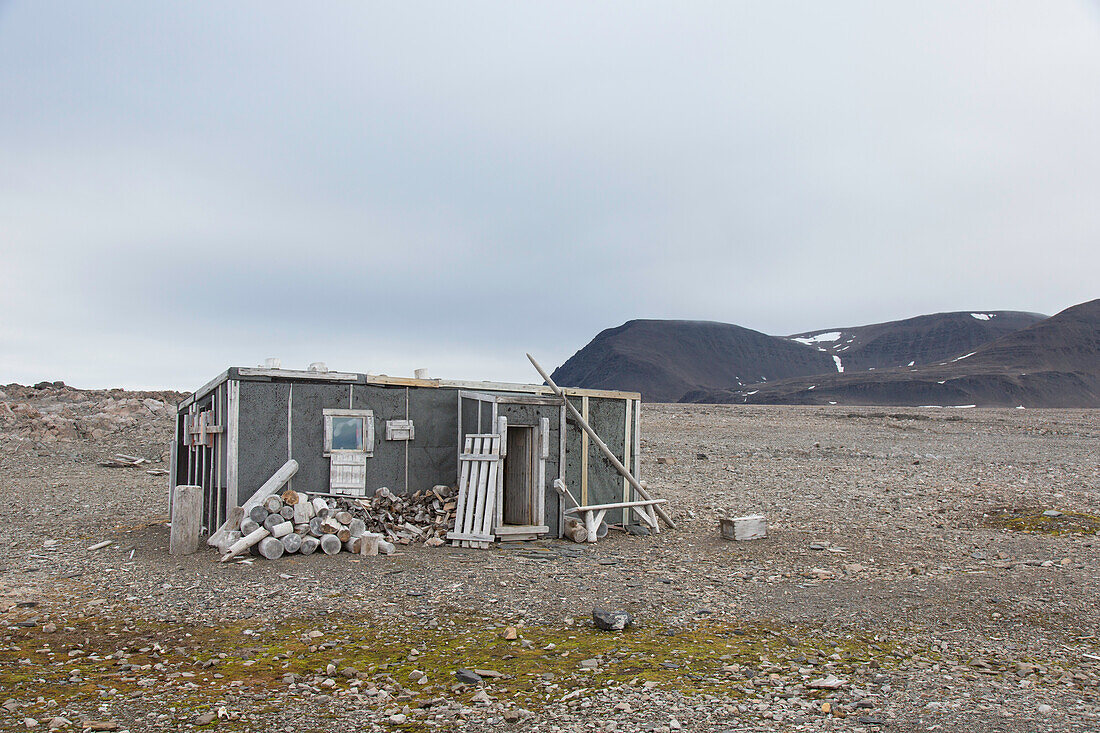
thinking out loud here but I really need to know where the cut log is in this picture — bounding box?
[311,497,330,519]
[359,533,381,556]
[281,489,300,505]
[320,534,342,555]
[279,506,295,520]
[207,506,246,548]
[169,485,202,556]
[258,537,285,560]
[240,518,260,535]
[240,459,299,514]
[320,518,342,535]
[335,511,354,525]
[527,353,675,529]
[299,535,320,555]
[263,514,285,531]
[248,505,269,525]
[220,527,270,562]
[336,526,351,542]
[377,539,396,555]
[293,499,314,524]
[348,519,366,537]
[216,531,241,555]
[263,495,284,514]
[344,537,363,553]
[309,517,325,537]
[294,522,310,535]
[281,532,302,553]
[270,521,293,539]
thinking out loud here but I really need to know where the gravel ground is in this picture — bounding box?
[1,388,1099,732]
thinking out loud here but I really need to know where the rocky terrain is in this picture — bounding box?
[1,386,1099,732]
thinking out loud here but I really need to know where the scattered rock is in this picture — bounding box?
[592,609,633,631]
[455,669,482,684]
[808,674,847,689]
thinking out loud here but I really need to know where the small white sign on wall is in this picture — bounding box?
[385,419,415,441]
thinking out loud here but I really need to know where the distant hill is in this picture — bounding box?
[787,310,1046,373]
[549,320,835,403]
[552,308,1052,403]
[687,299,1100,408]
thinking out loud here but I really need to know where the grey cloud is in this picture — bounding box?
[1,1,1098,389]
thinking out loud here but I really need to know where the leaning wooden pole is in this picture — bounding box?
[527,353,676,529]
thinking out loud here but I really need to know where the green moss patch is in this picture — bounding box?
[984,507,1100,535]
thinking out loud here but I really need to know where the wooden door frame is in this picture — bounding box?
[457,391,561,540]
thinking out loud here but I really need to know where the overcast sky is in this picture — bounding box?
[1,1,1098,389]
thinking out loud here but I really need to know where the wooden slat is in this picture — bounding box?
[479,435,500,548]
[451,435,473,547]
[447,531,495,542]
[471,436,492,548]
[449,433,502,549]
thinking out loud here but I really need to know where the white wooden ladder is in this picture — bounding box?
[447,434,501,549]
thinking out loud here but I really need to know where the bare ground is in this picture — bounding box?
[1,387,1099,732]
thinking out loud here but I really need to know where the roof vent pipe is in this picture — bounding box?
[264,358,281,369]
[414,368,429,380]
[308,362,329,373]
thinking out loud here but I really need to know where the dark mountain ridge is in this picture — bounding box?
[787,310,1046,373]
[687,299,1100,408]
[549,319,835,403]
[548,304,1100,406]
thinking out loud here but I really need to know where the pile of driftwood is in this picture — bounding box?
[343,485,457,545]
[191,458,459,563]
[213,489,400,561]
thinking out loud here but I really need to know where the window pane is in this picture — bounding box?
[331,416,364,451]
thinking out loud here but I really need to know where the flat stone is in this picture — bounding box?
[593,608,633,631]
[455,668,482,684]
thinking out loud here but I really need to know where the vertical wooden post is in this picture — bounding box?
[170,485,203,555]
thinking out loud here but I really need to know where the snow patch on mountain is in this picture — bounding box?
[792,331,843,346]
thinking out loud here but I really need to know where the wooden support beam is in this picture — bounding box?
[527,354,676,529]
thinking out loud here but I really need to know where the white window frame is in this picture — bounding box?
[323,408,375,457]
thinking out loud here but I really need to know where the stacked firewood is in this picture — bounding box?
[213,485,457,561]
[338,485,458,546]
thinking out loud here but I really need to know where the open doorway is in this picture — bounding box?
[503,425,537,526]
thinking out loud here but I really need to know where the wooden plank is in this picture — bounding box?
[439,378,640,401]
[227,380,240,506]
[451,435,474,547]
[564,498,667,513]
[461,435,484,547]
[580,396,589,505]
[238,367,359,382]
[471,436,493,547]
[178,369,230,410]
[365,374,440,388]
[623,398,632,504]
[446,531,495,543]
[480,435,500,547]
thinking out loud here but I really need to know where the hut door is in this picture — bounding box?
[503,426,536,525]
